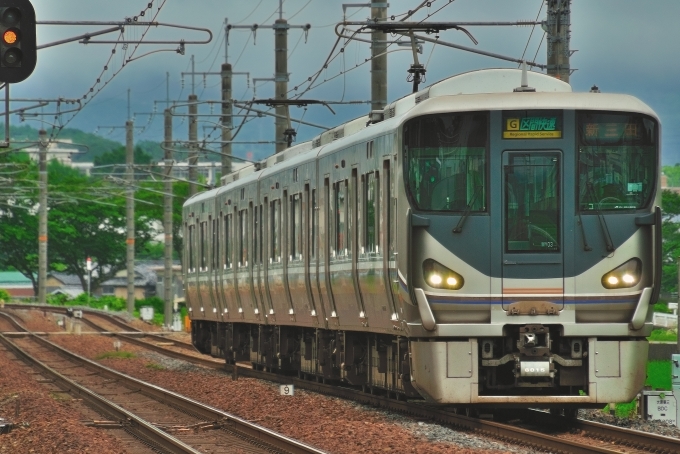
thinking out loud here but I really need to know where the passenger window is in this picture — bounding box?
[239,209,248,266]
[212,218,217,270]
[271,200,280,262]
[364,172,379,254]
[224,214,231,268]
[187,224,195,271]
[252,203,257,266]
[200,221,207,270]
[335,180,347,257]
[291,193,302,261]
[311,189,316,259]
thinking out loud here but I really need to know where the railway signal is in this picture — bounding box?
[0,0,36,83]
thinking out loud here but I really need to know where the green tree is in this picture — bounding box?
[0,152,40,290]
[661,190,680,293]
[0,156,156,293]
[93,145,154,170]
[47,160,155,291]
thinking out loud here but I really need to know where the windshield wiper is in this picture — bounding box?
[586,182,615,253]
[453,185,481,234]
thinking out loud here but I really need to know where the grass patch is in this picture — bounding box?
[49,391,70,401]
[145,362,165,371]
[602,401,637,418]
[647,329,677,342]
[599,360,673,418]
[95,351,136,360]
[646,360,672,390]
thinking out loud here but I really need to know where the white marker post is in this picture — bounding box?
[280,384,294,396]
[86,257,92,307]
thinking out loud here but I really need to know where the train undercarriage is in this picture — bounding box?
[190,320,646,407]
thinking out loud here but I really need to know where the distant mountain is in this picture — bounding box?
[1,123,122,162]
[1,123,221,163]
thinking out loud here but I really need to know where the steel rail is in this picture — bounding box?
[523,409,680,453]
[0,331,201,453]
[4,303,196,350]
[7,305,676,452]
[0,311,325,454]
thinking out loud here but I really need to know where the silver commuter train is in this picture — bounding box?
[183,68,661,408]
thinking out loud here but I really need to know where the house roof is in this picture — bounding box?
[101,266,157,287]
[0,271,33,286]
[49,272,82,286]
[50,287,84,299]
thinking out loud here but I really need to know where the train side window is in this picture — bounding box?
[259,204,264,265]
[311,189,316,259]
[200,221,207,271]
[239,209,248,266]
[252,203,257,266]
[187,224,195,271]
[212,218,217,270]
[365,172,378,254]
[224,214,231,268]
[271,199,280,262]
[291,193,302,261]
[335,180,347,257]
[328,180,335,257]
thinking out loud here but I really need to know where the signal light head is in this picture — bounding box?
[1,7,20,27]
[2,29,18,45]
[2,47,20,66]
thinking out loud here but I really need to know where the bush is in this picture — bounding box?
[654,302,673,314]
[135,296,165,315]
[0,288,10,302]
[46,293,70,306]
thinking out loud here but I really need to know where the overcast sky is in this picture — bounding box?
[13,0,680,164]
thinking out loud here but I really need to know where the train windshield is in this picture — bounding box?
[404,112,488,212]
[577,111,657,212]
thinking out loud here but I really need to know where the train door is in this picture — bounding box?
[501,151,564,312]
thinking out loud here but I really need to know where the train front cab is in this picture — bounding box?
[402,103,659,406]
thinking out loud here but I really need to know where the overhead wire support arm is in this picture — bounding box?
[250,99,337,115]
[36,21,213,47]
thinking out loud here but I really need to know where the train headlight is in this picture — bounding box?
[601,258,642,289]
[423,259,464,290]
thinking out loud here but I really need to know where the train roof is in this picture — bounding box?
[201,68,657,200]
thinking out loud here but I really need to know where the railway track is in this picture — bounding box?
[5,305,680,453]
[0,311,325,454]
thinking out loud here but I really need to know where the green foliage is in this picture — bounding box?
[653,302,673,313]
[663,165,680,188]
[648,329,677,342]
[661,190,680,293]
[137,241,171,260]
[145,362,165,370]
[135,296,164,313]
[45,292,126,312]
[0,288,10,302]
[646,360,672,390]
[648,328,677,342]
[599,361,673,418]
[95,351,136,360]
[93,145,154,168]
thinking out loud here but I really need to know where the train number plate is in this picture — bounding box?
[520,361,550,377]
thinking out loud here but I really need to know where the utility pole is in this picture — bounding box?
[227,3,310,154]
[371,1,388,111]
[222,63,233,176]
[126,117,135,314]
[163,108,174,328]
[188,93,198,196]
[545,0,571,83]
[274,13,288,154]
[38,129,48,305]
